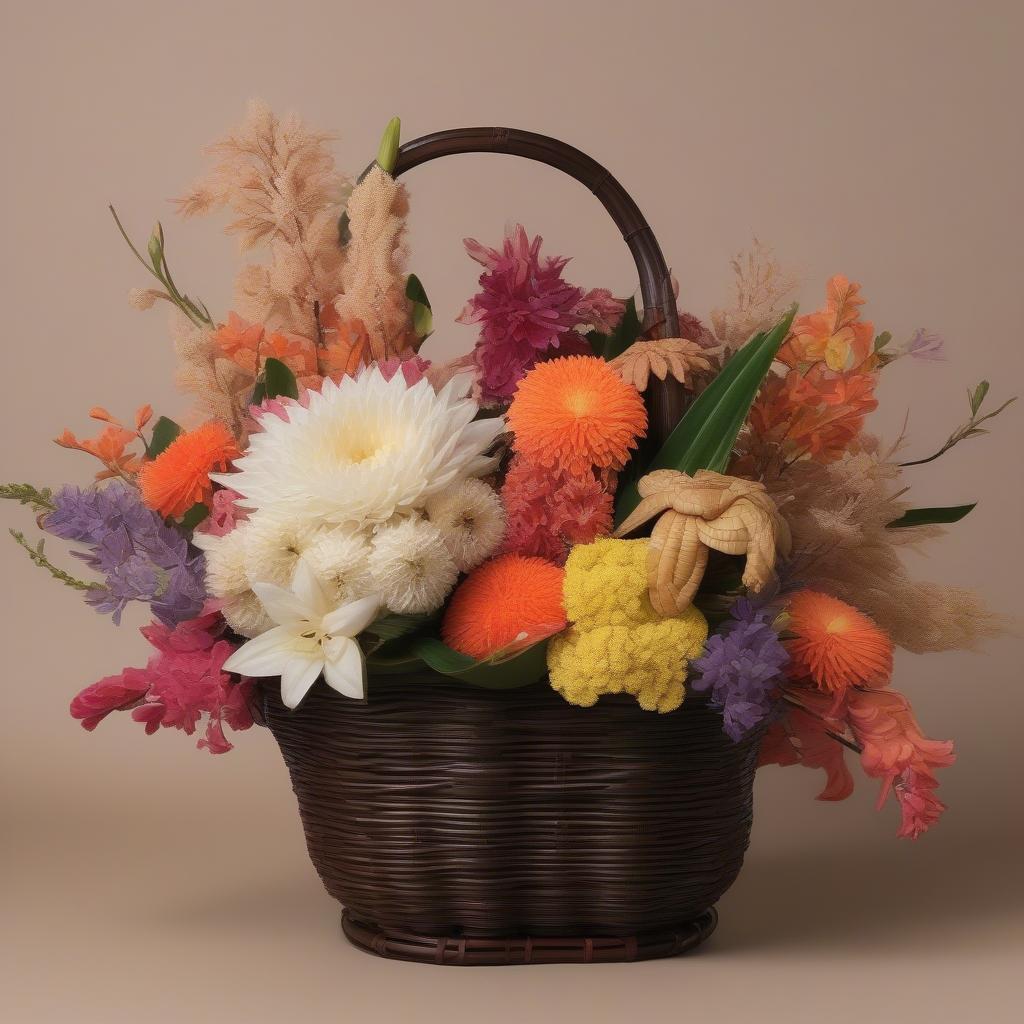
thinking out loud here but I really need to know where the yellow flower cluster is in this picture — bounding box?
[547,538,708,712]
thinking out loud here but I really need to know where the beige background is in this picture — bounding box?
[2,1,1022,1020]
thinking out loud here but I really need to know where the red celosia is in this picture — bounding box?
[500,455,613,564]
[69,607,254,754]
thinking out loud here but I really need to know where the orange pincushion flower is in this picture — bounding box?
[441,554,567,660]
[139,421,240,519]
[507,355,647,475]
[786,590,893,697]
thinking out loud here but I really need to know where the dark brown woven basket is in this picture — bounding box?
[260,129,758,965]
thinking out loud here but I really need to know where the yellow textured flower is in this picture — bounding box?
[547,538,708,712]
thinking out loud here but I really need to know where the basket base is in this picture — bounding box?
[341,908,718,966]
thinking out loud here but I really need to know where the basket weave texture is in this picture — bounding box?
[261,676,759,951]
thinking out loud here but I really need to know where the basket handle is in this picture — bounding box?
[392,127,684,441]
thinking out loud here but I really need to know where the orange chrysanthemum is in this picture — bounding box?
[506,355,647,475]
[441,554,567,660]
[139,421,240,519]
[785,590,893,697]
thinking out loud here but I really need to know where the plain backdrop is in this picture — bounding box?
[2,1,1022,1021]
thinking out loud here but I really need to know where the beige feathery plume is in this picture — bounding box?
[334,164,415,361]
[170,312,252,439]
[610,338,713,393]
[176,100,351,342]
[710,239,798,352]
[615,469,791,615]
[764,440,1007,653]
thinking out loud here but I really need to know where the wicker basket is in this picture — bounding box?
[260,129,759,965]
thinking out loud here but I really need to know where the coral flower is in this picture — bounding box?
[442,554,567,660]
[507,355,647,475]
[785,590,893,697]
[140,421,240,519]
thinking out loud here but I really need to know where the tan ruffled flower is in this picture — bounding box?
[609,338,712,393]
[614,469,791,616]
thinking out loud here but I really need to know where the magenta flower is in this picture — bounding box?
[457,225,624,402]
[70,605,255,754]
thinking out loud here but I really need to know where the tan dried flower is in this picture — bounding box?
[609,338,712,393]
[614,469,791,615]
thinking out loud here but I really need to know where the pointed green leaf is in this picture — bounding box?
[178,502,209,532]
[405,273,431,309]
[888,503,977,528]
[146,416,182,459]
[873,330,892,352]
[410,637,549,689]
[970,380,989,415]
[262,357,299,401]
[600,297,643,360]
[615,306,797,523]
[376,116,401,174]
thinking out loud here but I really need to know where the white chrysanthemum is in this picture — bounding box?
[303,528,374,605]
[215,367,505,526]
[424,478,505,572]
[368,517,458,614]
[202,523,274,637]
[245,511,319,588]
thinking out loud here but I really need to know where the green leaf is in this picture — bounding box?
[0,483,55,512]
[146,416,182,459]
[600,296,643,360]
[178,502,209,532]
[873,330,893,352]
[970,380,989,415]
[376,116,401,174]
[405,273,433,339]
[365,651,429,675]
[888,503,977,528]
[365,611,437,645]
[262,357,299,401]
[405,273,431,309]
[410,637,550,689]
[615,306,797,524]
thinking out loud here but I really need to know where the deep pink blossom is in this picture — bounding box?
[195,487,248,539]
[70,606,255,754]
[457,225,624,402]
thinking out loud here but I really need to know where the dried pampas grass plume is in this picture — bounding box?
[176,100,351,342]
[334,164,416,361]
[711,239,798,352]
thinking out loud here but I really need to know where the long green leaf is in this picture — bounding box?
[410,637,549,689]
[146,416,182,459]
[888,503,976,528]
[615,306,796,523]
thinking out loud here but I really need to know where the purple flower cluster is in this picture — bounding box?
[691,599,789,741]
[456,225,624,402]
[45,482,206,626]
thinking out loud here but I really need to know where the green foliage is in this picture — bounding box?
[615,306,797,523]
[888,503,977,529]
[408,637,550,689]
[9,530,93,591]
[178,502,210,532]
[262,357,299,401]
[405,273,433,341]
[0,483,55,513]
[146,416,182,459]
[589,296,643,359]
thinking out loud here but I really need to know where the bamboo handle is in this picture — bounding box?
[392,127,684,442]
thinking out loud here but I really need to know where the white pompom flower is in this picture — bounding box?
[303,528,374,606]
[200,523,274,638]
[215,367,505,527]
[245,511,319,588]
[424,478,505,572]
[367,517,458,614]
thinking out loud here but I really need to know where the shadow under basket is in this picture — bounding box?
[260,675,760,966]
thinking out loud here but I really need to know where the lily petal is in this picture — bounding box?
[322,637,366,700]
[322,594,381,639]
[222,625,296,677]
[252,581,311,626]
[292,557,332,617]
[280,655,324,709]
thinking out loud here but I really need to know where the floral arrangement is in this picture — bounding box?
[4,105,1012,837]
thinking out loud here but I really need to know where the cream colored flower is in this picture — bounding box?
[245,512,319,588]
[303,529,374,605]
[200,523,274,637]
[215,367,505,527]
[424,478,505,572]
[222,591,276,639]
[609,338,712,393]
[368,517,458,614]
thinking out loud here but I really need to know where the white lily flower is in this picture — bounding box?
[223,557,380,709]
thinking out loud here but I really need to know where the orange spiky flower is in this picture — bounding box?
[441,554,567,660]
[785,590,893,698]
[506,355,647,476]
[139,421,240,519]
